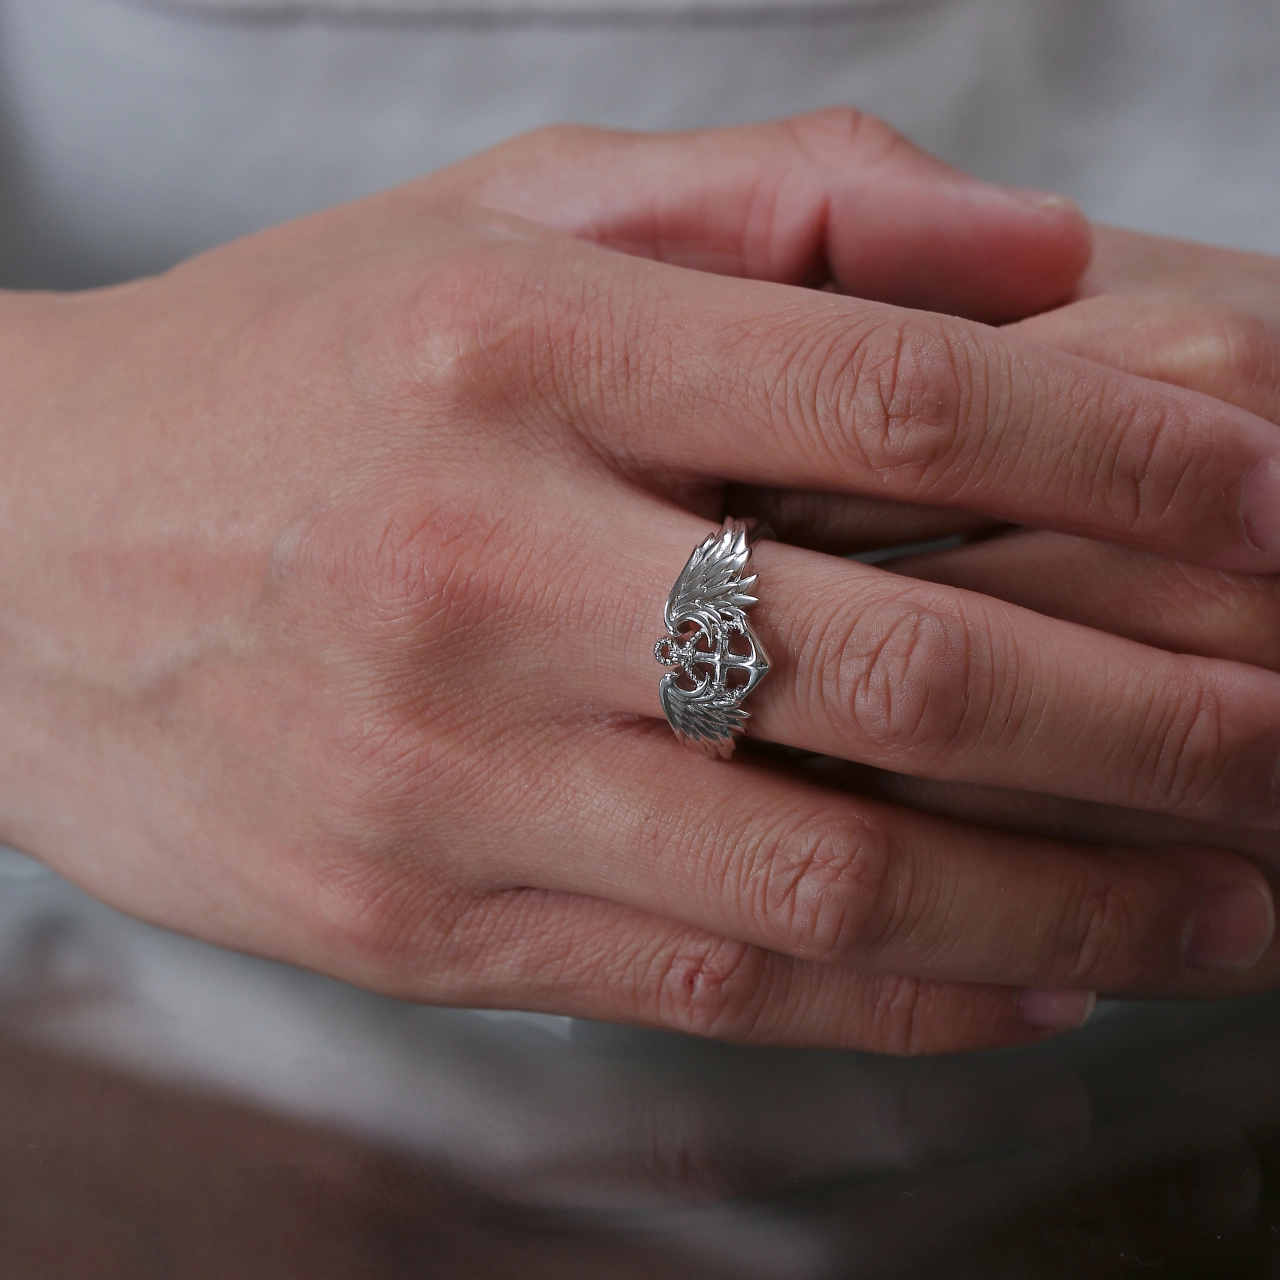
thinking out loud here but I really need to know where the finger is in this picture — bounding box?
[487,232,1280,572]
[347,883,1093,1055]
[723,484,998,555]
[893,528,1280,671]
[795,750,1280,869]
[732,289,1280,554]
[486,722,1273,997]
[428,109,1091,323]
[794,756,1280,1001]
[1083,225,1280,323]
[1010,293,1280,425]
[585,503,1280,829]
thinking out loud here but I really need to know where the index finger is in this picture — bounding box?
[501,238,1280,572]
[1083,225,1280,323]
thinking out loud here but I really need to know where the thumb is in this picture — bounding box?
[430,108,1091,325]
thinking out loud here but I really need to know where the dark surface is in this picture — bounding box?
[2,847,1279,1279]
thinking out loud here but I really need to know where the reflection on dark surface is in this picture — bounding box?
[2,848,1280,1278]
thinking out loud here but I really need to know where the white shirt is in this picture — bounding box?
[1,0,1277,288]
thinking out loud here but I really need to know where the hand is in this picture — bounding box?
[894,227,1280,667]
[871,229,1280,995]
[5,113,1280,1054]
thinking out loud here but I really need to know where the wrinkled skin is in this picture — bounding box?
[872,232,1280,941]
[4,111,1280,1054]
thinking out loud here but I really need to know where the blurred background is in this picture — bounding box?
[6,842,1280,1278]
[0,0,1278,288]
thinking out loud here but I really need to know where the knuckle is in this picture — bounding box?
[863,975,936,1056]
[299,502,536,792]
[748,314,979,504]
[1146,562,1280,668]
[1209,585,1280,670]
[827,591,978,763]
[649,935,774,1040]
[410,239,636,453]
[1086,385,1149,529]
[303,851,459,979]
[316,872,528,1004]
[358,500,510,630]
[785,106,908,167]
[1095,310,1280,536]
[1218,311,1280,393]
[391,248,539,414]
[303,494,519,679]
[1141,664,1232,814]
[843,318,979,494]
[1110,395,1187,533]
[752,817,900,962]
[1162,303,1280,397]
[384,238,597,440]
[512,121,610,160]
[1054,871,1137,983]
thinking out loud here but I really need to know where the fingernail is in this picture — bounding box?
[1184,884,1274,970]
[1003,187,1081,214]
[1018,988,1096,1031]
[1241,456,1280,555]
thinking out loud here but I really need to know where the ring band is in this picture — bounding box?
[654,517,772,759]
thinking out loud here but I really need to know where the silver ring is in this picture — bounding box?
[654,517,772,760]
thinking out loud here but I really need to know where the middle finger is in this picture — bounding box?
[576,500,1280,830]
[503,234,1280,573]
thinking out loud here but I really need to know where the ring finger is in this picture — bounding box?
[573,498,1280,830]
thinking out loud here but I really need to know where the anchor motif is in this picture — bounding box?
[654,520,771,758]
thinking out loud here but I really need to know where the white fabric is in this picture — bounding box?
[0,0,1278,288]
[130,0,916,11]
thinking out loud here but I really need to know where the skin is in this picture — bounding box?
[874,231,1280,999]
[5,110,1280,1055]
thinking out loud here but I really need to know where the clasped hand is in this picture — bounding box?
[4,110,1280,1053]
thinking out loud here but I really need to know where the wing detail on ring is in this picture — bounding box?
[656,519,770,759]
[659,673,749,760]
[664,523,758,636]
